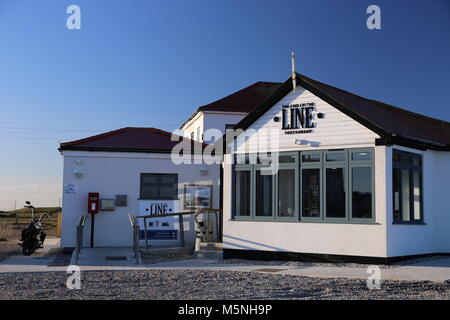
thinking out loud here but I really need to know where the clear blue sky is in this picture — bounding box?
[0,0,449,210]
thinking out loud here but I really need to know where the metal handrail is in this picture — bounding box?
[76,215,87,249]
[193,209,222,246]
[128,213,135,227]
[79,215,87,227]
[136,211,195,249]
[70,215,87,265]
[128,214,140,264]
[135,211,196,219]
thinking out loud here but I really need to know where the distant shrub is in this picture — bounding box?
[0,223,14,239]
[8,207,61,216]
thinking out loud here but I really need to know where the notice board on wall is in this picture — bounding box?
[138,200,178,240]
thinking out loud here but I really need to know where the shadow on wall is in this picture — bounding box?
[223,234,286,252]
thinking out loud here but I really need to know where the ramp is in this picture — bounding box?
[74,247,141,267]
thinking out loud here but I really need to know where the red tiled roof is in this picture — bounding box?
[180,81,281,129]
[59,127,204,153]
[198,81,281,113]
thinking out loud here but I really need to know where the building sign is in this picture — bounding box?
[274,103,324,134]
[138,200,178,240]
[64,183,78,194]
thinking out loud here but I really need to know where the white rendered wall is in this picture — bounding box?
[61,151,220,248]
[182,112,204,141]
[233,87,379,154]
[386,146,450,256]
[436,151,450,253]
[202,112,247,141]
[182,111,248,143]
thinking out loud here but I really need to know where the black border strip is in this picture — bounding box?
[223,248,450,265]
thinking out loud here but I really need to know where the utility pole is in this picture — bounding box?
[14,200,18,225]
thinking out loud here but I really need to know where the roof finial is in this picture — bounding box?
[291,51,297,93]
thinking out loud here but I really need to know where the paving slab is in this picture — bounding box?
[139,257,450,283]
[0,238,61,273]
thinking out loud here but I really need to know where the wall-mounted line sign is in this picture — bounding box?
[138,201,178,240]
[274,102,324,134]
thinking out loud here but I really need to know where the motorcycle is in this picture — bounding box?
[18,201,48,256]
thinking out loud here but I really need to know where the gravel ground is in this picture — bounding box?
[141,251,194,264]
[0,270,448,300]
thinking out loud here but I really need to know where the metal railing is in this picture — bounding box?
[193,208,222,251]
[70,215,87,265]
[136,211,195,249]
[128,214,140,264]
[135,208,222,251]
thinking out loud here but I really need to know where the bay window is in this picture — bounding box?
[351,167,373,219]
[392,149,423,224]
[301,153,321,220]
[232,148,374,223]
[255,169,273,217]
[325,167,347,219]
[234,168,251,217]
[277,169,297,219]
[301,168,321,218]
[349,150,374,221]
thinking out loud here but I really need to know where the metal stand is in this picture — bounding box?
[90,214,95,248]
[179,214,185,247]
[144,217,149,249]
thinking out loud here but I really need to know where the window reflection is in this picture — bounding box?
[278,169,295,217]
[302,169,320,217]
[256,171,272,216]
[235,171,251,216]
[326,153,345,162]
[326,168,346,218]
[351,167,372,218]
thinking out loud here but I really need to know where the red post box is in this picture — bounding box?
[88,192,99,214]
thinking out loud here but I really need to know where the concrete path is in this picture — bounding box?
[1,245,449,283]
[0,238,61,273]
[138,257,450,283]
[77,247,140,267]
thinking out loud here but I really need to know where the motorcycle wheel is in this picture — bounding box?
[22,246,35,256]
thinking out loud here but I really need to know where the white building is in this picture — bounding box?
[59,127,219,248]
[222,73,450,263]
[60,74,450,263]
[59,83,277,249]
